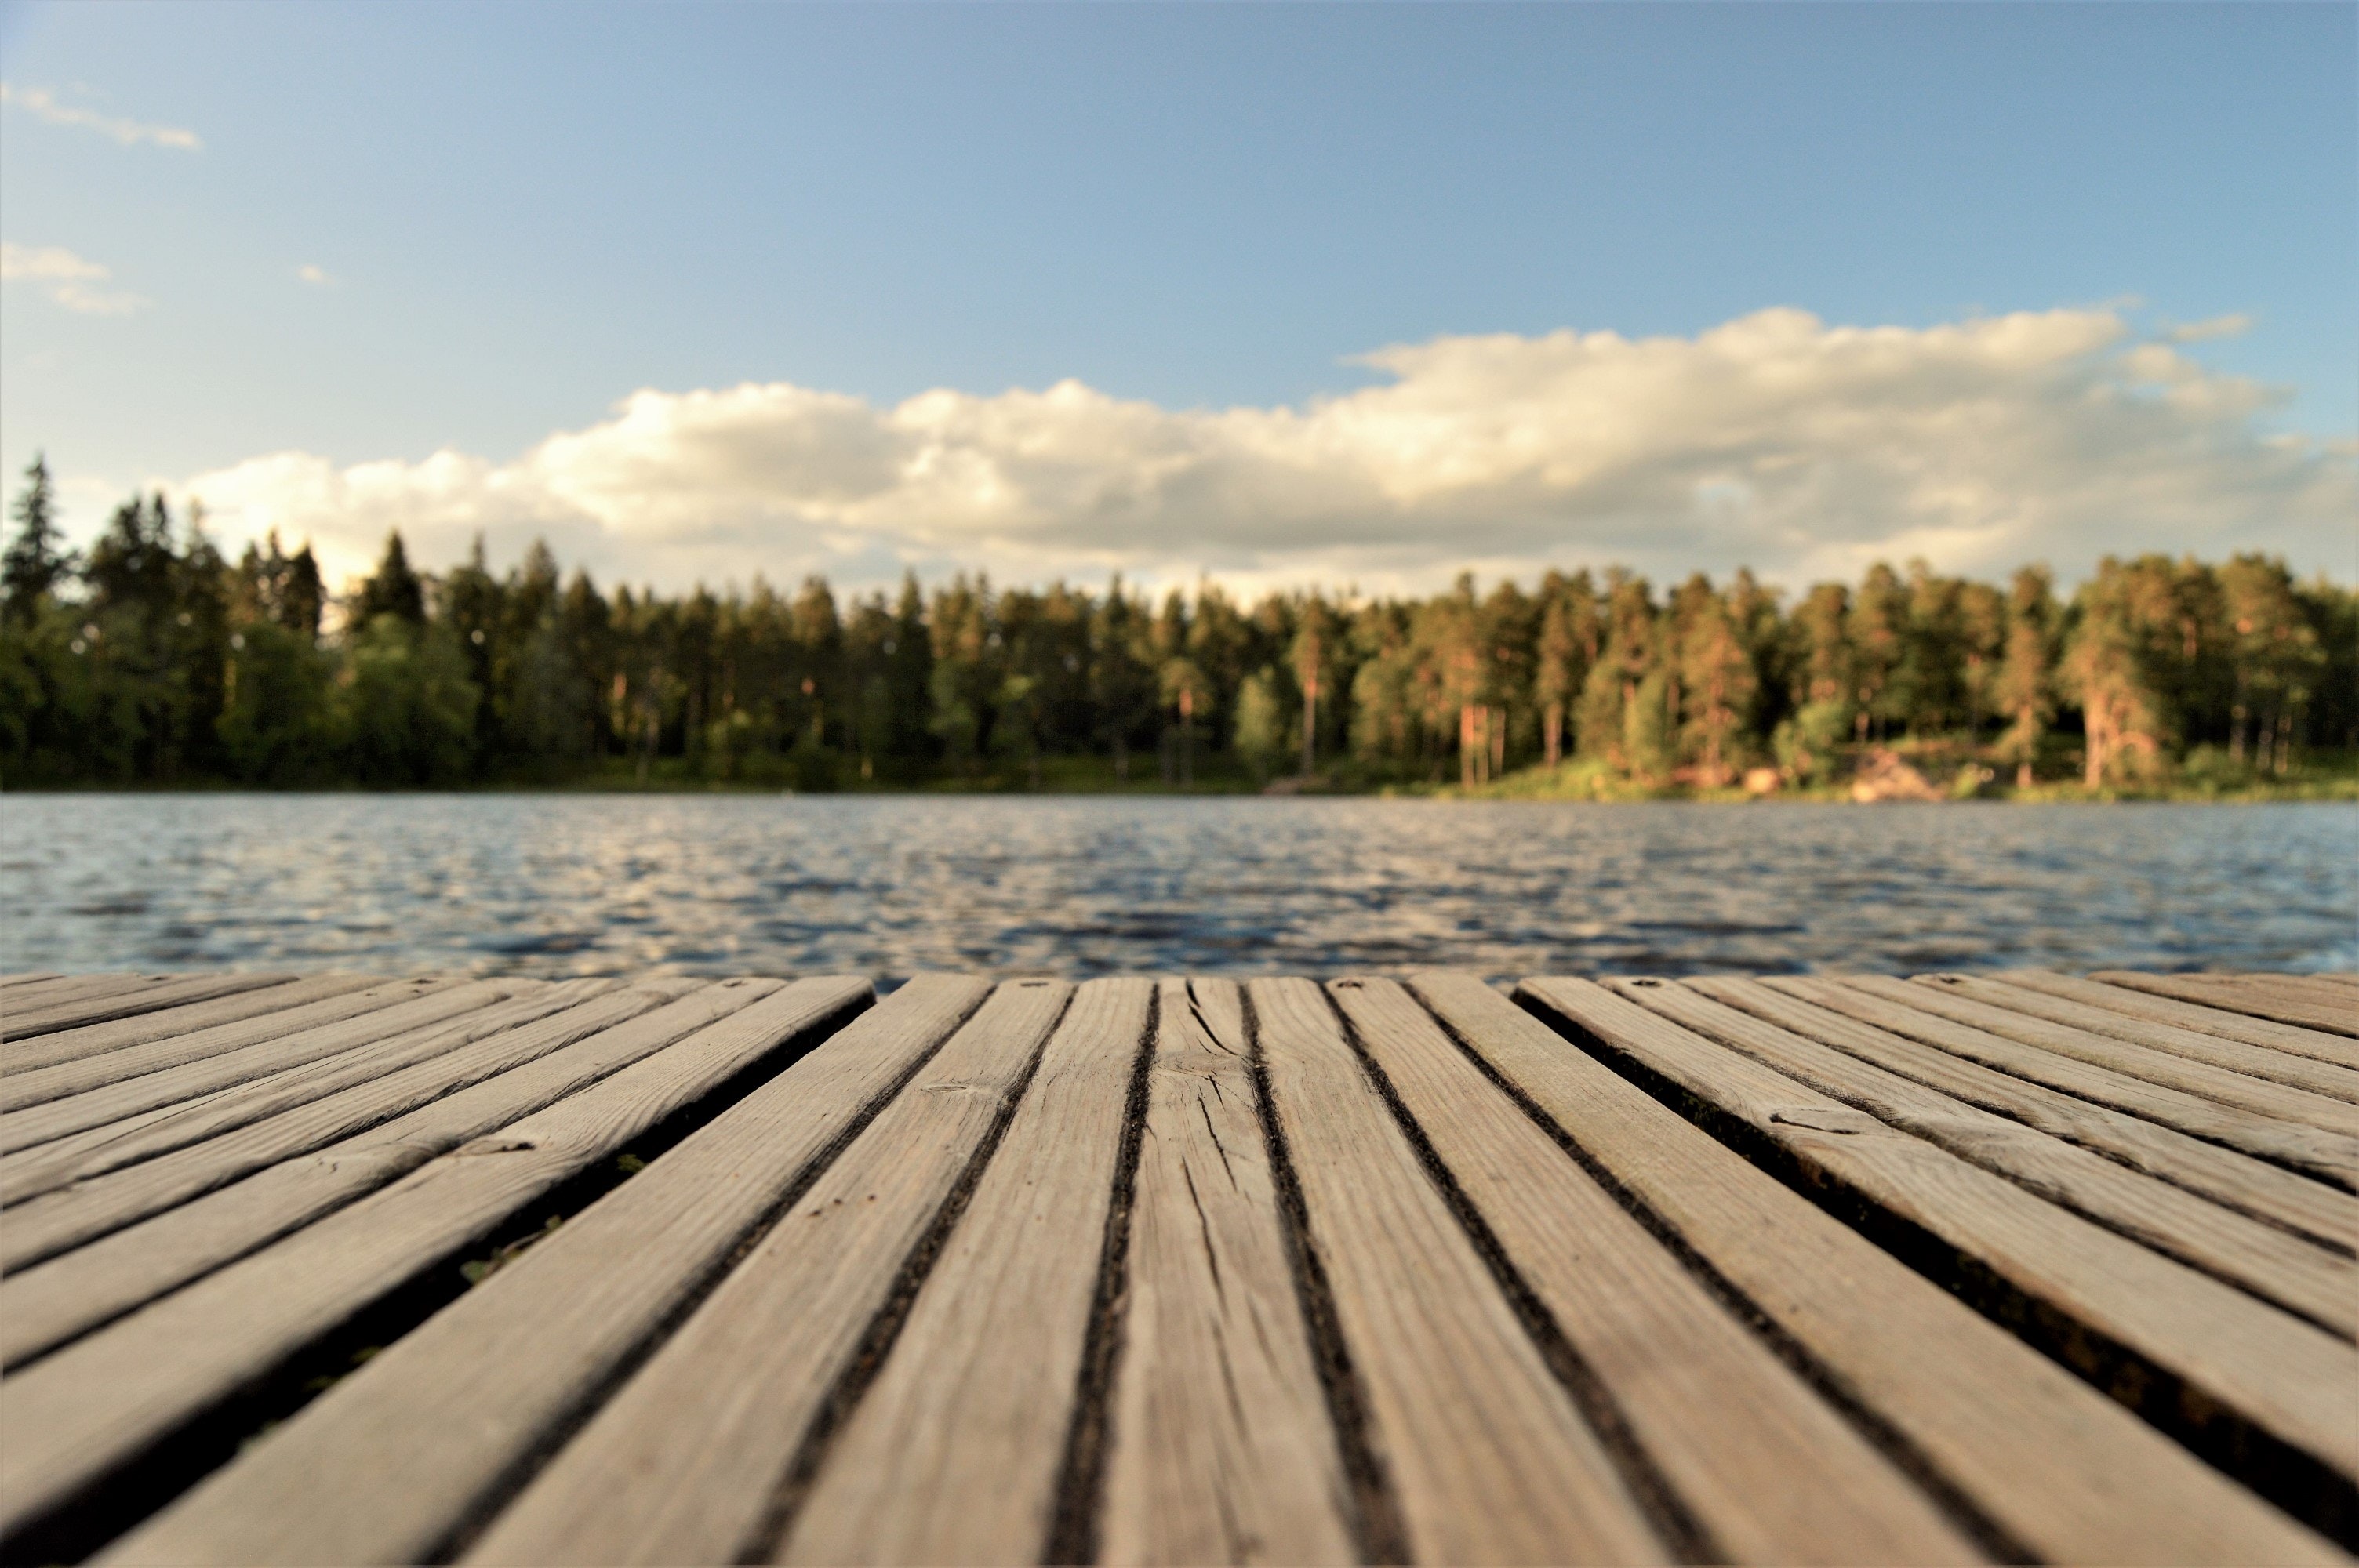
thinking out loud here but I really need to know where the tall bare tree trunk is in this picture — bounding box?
[1543,702,1562,768]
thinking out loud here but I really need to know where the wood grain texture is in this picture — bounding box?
[0,981,644,1271]
[0,974,298,1042]
[1619,978,2356,1338]
[0,978,541,1176]
[1251,975,1667,1566]
[0,974,391,1087]
[1427,973,2342,1565]
[1098,978,1355,1568]
[0,981,496,1150]
[1330,976,1982,1565]
[0,975,181,1033]
[0,979,783,1368]
[1835,974,2359,1134]
[463,978,1073,1568]
[2098,971,2359,1039]
[1687,975,2358,1254]
[781,978,1153,1565]
[1996,972,2359,1069]
[1913,973,2359,1100]
[1521,976,2359,1494]
[0,973,63,988]
[1,977,870,1549]
[1763,975,2359,1188]
[102,975,980,1568]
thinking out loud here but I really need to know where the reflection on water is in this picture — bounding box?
[3,794,2352,980]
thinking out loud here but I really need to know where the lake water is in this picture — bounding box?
[2,794,2353,982]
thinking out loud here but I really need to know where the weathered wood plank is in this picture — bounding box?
[1619,978,2356,1338]
[1442,968,2352,1563]
[1251,975,1667,1565]
[1994,971,2359,1069]
[1329,976,1982,1564]
[1834,975,2359,1134]
[100,975,983,1568]
[2098,971,2359,1039]
[0,981,651,1271]
[0,973,409,1091]
[1912,973,2359,1101]
[0,979,783,1368]
[461,978,1073,1567]
[1687,975,2358,1253]
[0,982,511,1150]
[0,974,300,1042]
[1520,976,2359,1519]
[0,977,871,1555]
[0,973,63,989]
[780,978,1153,1565]
[0,978,533,1165]
[1098,978,1356,1568]
[1764,975,2359,1188]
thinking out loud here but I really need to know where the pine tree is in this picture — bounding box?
[353,531,427,626]
[3,453,74,622]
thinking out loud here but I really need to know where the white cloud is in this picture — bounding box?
[179,307,2357,597]
[297,264,333,287]
[0,82,202,150]
[2167,313,2254,343]
[0,242,148,315]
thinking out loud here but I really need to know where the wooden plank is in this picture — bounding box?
[0,973,62,989]
[2098,971,2359,1039]
[0,978,558,1203]
[1,973,395,1087]
[1687,976,2358,1253]
[1619,978,2356,1338]
[1764,975,2359,1188]
[2,982,499,1149]
[1997,970,2359,1069]
[1417,973,2343,1563]
[1911,974,2359,1102]
[0,979,785,1368]
[1097,978,1356,1568]
[2239,974,2359,1008]
[0,981,650,1272]
[100,975,983,1568]
[0,977,871,1554]
[0,975,181,1036]
[1519,976,2359,1518]
[1834,975,2359,1135]
[1249,975,1667,1565]
[0,974,300,1042]
[460,978,1073,1567]
[780,978,1153,1565]
[1327,977,1982,1563]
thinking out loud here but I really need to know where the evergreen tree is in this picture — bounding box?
[352,531,427,626]
[3,453,74,623]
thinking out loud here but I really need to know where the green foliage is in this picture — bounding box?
[1233,667,1289,781]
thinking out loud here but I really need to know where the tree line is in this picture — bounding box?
[2,456,2351,793]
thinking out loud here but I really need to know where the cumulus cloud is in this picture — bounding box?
[0,242,147,315]
[179,307,2356,597]
[0,83,202,150]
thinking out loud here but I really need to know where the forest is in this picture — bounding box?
[2,456,2352,797]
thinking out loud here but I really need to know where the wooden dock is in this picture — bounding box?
[1,966,2353,1564]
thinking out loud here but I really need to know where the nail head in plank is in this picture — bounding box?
[1424,972,2343,1565]
[1099,978,1357,1568]
[1329,976,1983,1564]
[463,978,1074,1568]
[1,977,869,1552]
[1251,975,1669,1566]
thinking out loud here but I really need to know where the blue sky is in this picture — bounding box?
[2,2,2352,594]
